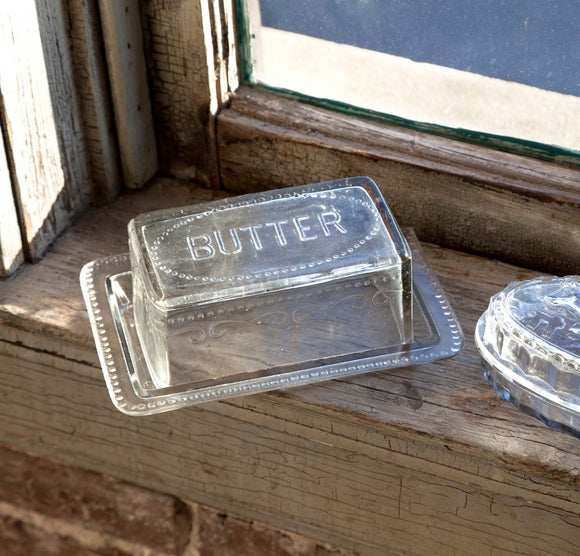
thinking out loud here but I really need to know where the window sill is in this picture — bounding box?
[217,86,580,274]
[0,178,578,554]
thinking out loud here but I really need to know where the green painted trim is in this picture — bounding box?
[234,0,255,84]
[233,5,580,168]
[259,85,580,168]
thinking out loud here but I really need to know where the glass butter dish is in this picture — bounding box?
[476,276,580,437]
[81,177,463,415]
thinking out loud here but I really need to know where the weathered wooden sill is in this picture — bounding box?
[0,178,578,555]
[217,86,580,275]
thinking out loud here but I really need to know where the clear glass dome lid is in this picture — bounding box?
[476,275,580,437]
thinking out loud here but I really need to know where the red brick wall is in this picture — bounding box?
[0,446,357,555]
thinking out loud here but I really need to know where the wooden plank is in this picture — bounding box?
[67,0,122,204]
[138,0,236,186]
[0,179,579,553]
[0,183,578,457]
[220,89,580,205]
[217,87,580,275]
[0,0,91,261]
[0,342,579,555]
[0,133,23,277]
[98,0,158,189]
[0,178,224,364]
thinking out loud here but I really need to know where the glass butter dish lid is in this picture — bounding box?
[81,177,463,415]
[475,275,580,437]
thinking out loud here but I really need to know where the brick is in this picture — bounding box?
[0,515,132,556]
[0,446,191,554]
[196,504,357,556]
[1,446,358,555]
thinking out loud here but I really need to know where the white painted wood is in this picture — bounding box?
[98,0,158,189]
[0,0,91,260]
[210,0,239,105]
[0,135,23,277]
[243,0,263,81]
[221,0,239,98]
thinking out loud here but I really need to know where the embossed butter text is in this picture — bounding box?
[187,210,347,261]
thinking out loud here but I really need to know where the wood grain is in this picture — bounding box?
[1,346,579,556]
[67,0,122,204]
[0,0,91,261]
[212,0,239,105]
[217,87,580,275]
[0,179,578,554]
[98,0,158,189]
[139,0,236,186]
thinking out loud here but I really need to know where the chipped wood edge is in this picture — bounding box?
[0,129,23,277]
[0,0,91,261]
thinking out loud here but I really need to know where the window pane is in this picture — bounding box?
[241,0,580,160]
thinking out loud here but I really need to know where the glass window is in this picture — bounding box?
[238,0,580,162]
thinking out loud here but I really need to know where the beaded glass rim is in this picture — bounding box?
[486,276,580,374]
[476,313,580,432]
[80,232,463,416]
[151,189,384,284]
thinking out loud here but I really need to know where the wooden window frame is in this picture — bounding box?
[1,1,578,277]
[1,4,580,554]
[141,0,579,274]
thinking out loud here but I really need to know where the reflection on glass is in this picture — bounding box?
[260,0,580,96]
[243,0,580,157]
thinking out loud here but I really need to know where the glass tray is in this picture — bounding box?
[81,232,463,415]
